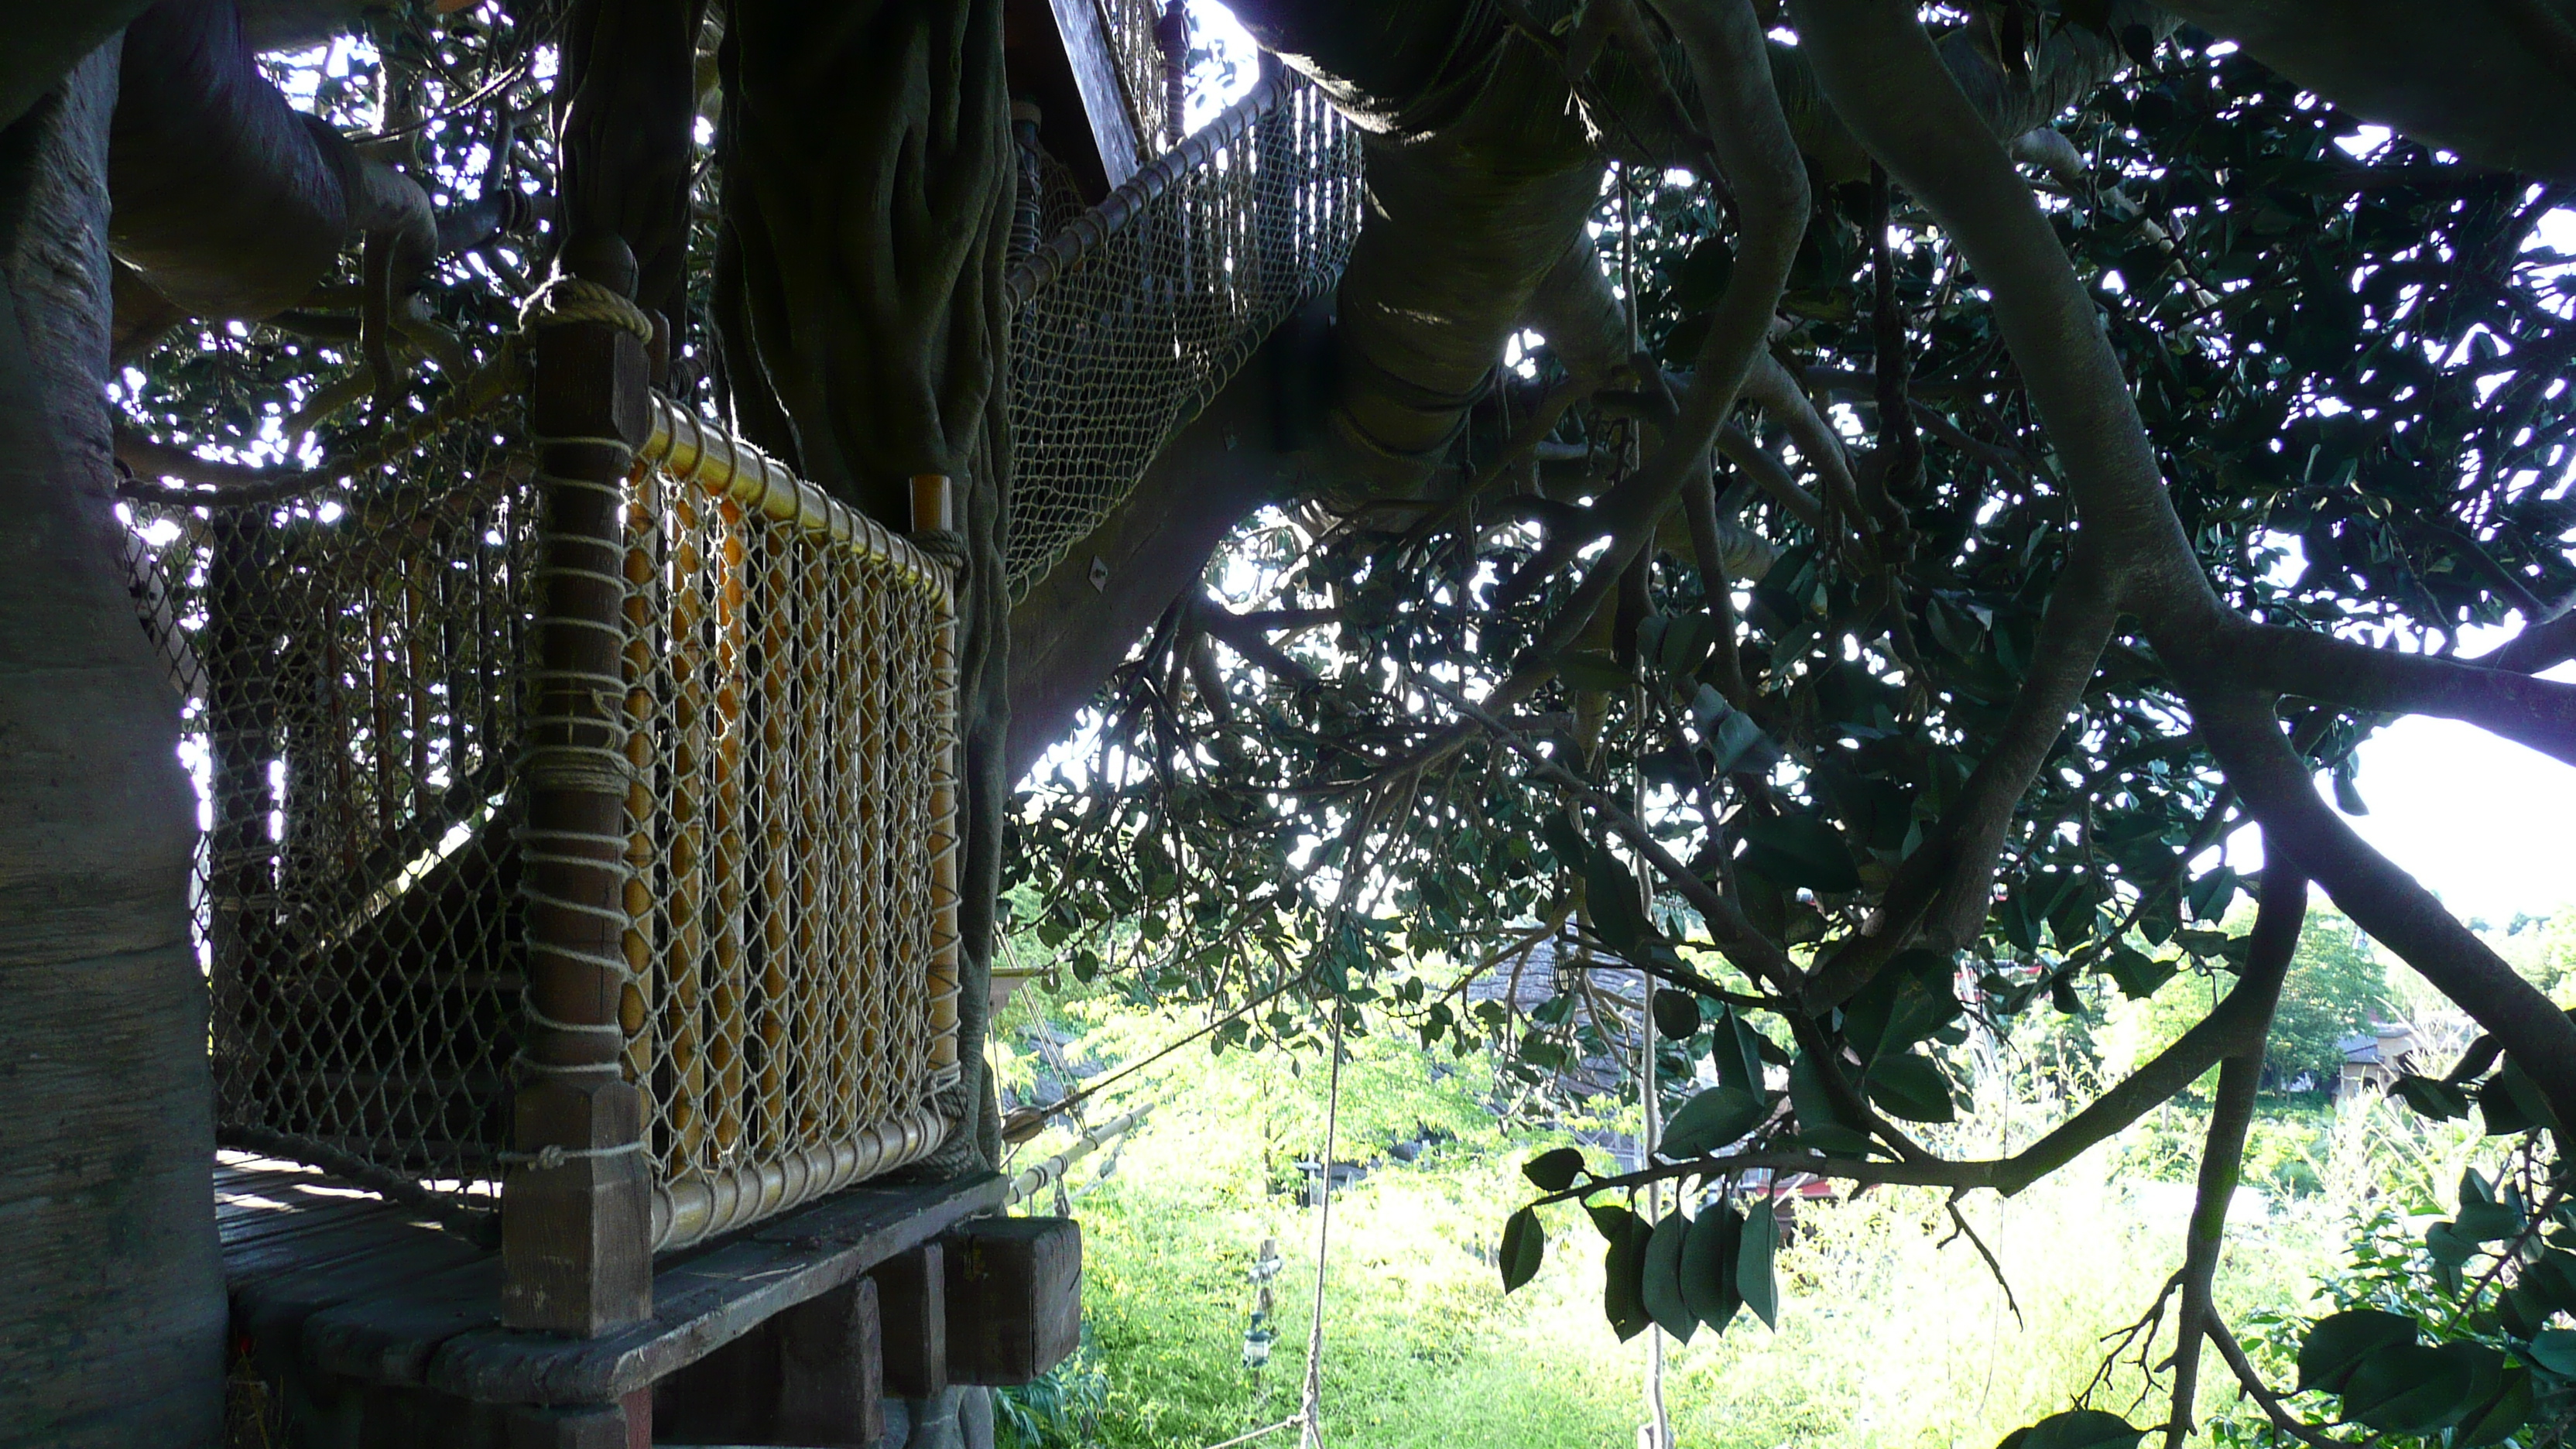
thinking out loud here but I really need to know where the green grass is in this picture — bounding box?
[995,994,2398,1449]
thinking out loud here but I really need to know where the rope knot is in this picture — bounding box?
[913,527,971,575]
[519,276,657,345]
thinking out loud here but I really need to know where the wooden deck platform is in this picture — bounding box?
[219,1153,1005,1446]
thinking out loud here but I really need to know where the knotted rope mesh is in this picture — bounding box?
[1003,70,1362,601]
[124,341,961,1244]
[126,392,536,1223]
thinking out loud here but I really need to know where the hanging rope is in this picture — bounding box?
[1298,1013,1345,1449]
[1194,1012,1348,1449]
[999,975,1299,1143]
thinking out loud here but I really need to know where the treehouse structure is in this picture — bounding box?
[118,5,1358,1446]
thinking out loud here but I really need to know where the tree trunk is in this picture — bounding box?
[714,0,1016,1182]
[0,41,222,1449]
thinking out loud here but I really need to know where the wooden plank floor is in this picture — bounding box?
[216,1153,1004,1410]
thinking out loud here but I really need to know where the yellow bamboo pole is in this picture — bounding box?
[619,470,660,1112]
[708,513,748,1172]
[665,499,708,1172]
[912,474,963,1092]
[755,527,794,1166]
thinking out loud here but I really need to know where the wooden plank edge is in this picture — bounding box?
[426,1172,1005,1406]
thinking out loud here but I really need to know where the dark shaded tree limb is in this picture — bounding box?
[2193,689,2576,1132]
[2164,865,2302,1449]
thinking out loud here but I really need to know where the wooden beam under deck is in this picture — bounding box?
[218,1155,1005,1445]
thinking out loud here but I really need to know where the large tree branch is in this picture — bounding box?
[1482,0,1810,715]
[2194,689,2576,1132]
[1801,545,2120,1013]
[2164,865,2301,1449]
[2180,619,2576,769]
[1989,869,2297,1196]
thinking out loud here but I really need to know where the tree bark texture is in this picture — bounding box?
[0,42,224,1447]
[714,0,1016,1174]
[555,0,707,329]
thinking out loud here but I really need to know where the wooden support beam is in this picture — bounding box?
[1043,0,1143,188]
[776,1279,887,1446]
[502,1395,646,1449]
[943,1217,1082,1386]
[653,1279,883,1447]
[869,1243,949,1400]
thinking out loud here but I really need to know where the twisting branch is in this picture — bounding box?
[2194,690,2576,1133]
[2164,865,2304,1449]
[1941,1194,2025,1328]
[2204,1317,2346,1449]
[1375,0,1813,787]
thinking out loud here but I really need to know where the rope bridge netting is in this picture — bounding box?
[1003,67,1362,601]
[123,325,961,1250]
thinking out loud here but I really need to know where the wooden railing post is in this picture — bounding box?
[502,248,656,1335]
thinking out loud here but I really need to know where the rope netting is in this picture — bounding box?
[126,386,537,1225]
[1004,69,1362,601]
[1096,0,1180,156]
[625,402,962,1249]
[123,356,962,1245]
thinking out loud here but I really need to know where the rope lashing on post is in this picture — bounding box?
[509,274,655,1092]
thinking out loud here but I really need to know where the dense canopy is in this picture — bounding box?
[7,0,2576,1440]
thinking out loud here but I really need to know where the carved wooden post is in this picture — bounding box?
[502,245,656,1335]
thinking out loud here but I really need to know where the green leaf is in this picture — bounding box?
[1523,1147,1586,1192]
[2455,1365,2534,1446]
[1639,1211,1696,1343]
[2388,1073,2471,1122]
[1604,1213,1652,1341]
[1711,1006,1766,1095]
[2297,1309,2417,1393]
[2340,1341,2475,1434]
[1588,1202,1639,1242]
[1789,1050,1875,1155]
[1737,813,1862,894]
[1706,708,1772,775]
[2453,1195,2523,1244]
[1662,1085,1769,1157]
[2103,943,2177,1001]
[2523,1327,2576,1378]
[1651,988,1701,1042]
[1499,1207,1544,1293]
[1738,1198,1780,1329]
[1841,949,1963,1060]
[2006,1409,2144,1449]
[1558,649,1634,693]
[1865,1051,1958,1124]
[2426,1220,2480,1268]
[1541,816,1591,872]
[1653,613,1711,678]
[2481,1061,2553,1136]
[1663,235,1735,312]
[1584,849,1654,956]
[1680,1201,1744,1333]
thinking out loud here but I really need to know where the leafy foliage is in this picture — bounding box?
[1004,9,2576,1437]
